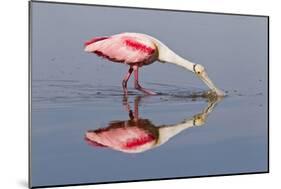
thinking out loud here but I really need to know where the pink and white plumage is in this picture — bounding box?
[85,120,157,153]
[84,32,224,96]
[84,33,157,66]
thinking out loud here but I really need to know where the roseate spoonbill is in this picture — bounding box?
[85,96,222,153]
[84,32,224,96]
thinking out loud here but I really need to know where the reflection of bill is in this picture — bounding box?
[85,96,222,153]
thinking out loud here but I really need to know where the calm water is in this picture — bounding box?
[31,2,268,187]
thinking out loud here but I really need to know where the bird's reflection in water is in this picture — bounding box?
[85,95,222,153]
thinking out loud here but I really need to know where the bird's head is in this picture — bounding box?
[193,64,225,96]
[193,64,205,76]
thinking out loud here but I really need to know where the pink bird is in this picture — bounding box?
[84,32,224,96]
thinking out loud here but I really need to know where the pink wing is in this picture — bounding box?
[85,126,156,153]
[84,34,157,64]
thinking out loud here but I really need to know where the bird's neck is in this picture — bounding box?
[156,119,195,146]
[150,37,195,71]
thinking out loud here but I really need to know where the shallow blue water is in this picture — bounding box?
[31,80,268,186]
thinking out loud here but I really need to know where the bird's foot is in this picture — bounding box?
[122,81,129,96]
[135,84,157,95]
[122,89,129,96]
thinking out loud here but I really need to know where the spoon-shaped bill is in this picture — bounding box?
[199,71,225,96]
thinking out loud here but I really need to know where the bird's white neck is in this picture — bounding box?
[149,36,195,71]
[154,98,221,147]
[156,119,195,146]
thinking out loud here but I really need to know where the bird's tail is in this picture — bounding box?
[84,36,109,50]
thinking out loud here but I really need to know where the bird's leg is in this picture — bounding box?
[122,67,133,95]
[133,96,142,121]
[122,95,135,120]
[133,65,157,95]
[122,94,131,113]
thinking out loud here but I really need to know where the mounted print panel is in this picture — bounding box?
[29,1,269,188]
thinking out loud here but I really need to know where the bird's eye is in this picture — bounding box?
[197,71,201,74]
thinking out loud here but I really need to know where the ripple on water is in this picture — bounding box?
[31,79,228,109]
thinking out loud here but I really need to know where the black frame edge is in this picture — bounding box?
[28,1,32,189]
